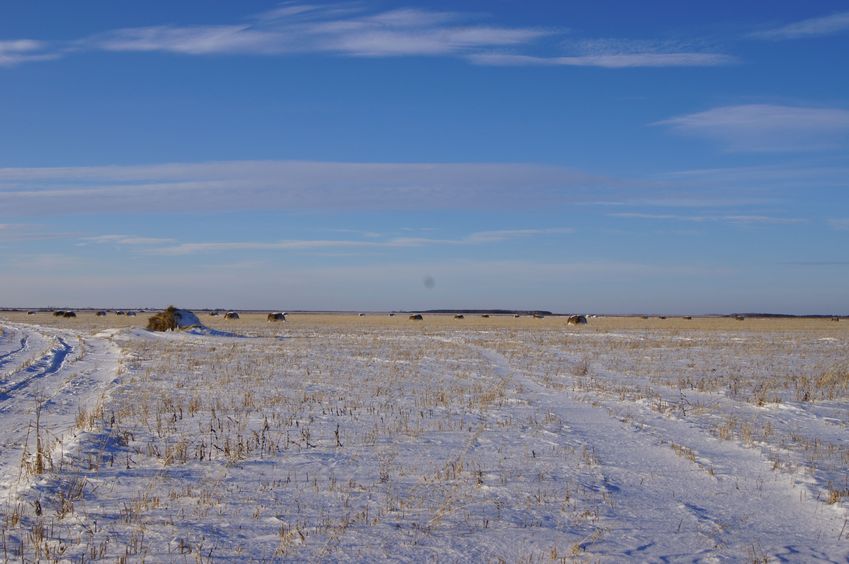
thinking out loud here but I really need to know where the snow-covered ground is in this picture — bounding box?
[0,314,847,561]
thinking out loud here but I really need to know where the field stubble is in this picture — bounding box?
[1,312,848,560]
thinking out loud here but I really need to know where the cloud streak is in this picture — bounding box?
[609,212,806,225]
[750,11,849,40]
[656,104,849,152]
[0,160,619,215]
[0,39,58,67]
[143,227,575,256]
[1,3,735,69]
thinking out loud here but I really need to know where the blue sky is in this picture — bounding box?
[1,1,848,313]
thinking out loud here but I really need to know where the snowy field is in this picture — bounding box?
[1,312,848,561]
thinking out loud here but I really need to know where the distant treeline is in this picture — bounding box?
[415,309,554,316]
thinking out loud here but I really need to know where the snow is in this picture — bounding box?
[0,316,847,561]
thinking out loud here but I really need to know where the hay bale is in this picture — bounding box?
[146,306,202,332]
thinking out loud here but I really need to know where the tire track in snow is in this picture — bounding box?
[0,323,124,499]
[0,336,27,369]
[0,337,73,401]
[471,342,849,561]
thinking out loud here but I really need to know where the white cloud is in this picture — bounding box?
[656,104,849,151]
[828,218,849,231]
[610,212,806,225]
[1,4,734,69]
[88,5,550,59]
[81,234,176,246]
[0,39,57,67]
[469,52,734,68]
[0,160,611,215]
[144,227,575,256]
[750,11,849,40]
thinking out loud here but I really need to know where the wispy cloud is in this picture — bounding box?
[828,218,849,231]
[0,223,79,242]
[656,104,849,151]
[470,38,735,68]
[145,227,575,256]
[610,212,806,225]
[0,160,613,215]
[468,52,734,68]
[0,39,58,67]
[1,3,735,69]
[749,11,849,40]
[81,5,550,60]
[80,234,176,246]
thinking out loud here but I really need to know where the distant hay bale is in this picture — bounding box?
[267,312,286,322]
[146,306,202,332]
[567,315,588,326]
[63,311,76,318]
[224,311,240,320]
[454,314,465,319]
[409,314,423,321]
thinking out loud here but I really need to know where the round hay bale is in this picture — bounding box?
[567,315,588,326]
[147,306,202,332]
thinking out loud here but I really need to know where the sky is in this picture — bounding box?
[1,1,848,314]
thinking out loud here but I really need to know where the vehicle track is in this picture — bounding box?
[0,322,123,497]
[0,337,73,401]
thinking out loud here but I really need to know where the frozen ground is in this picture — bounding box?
[0,313,847,561]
